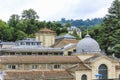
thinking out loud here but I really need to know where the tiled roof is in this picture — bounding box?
[52,39,78,48]
[67,63,91,72]
[2,42,15,45]
[4,70,74,80]
[84,54,119,63]
[56,34,76,40]
[39,28,55,33]
[0,56,81,64]
[1,47,63,52]
[84,54,100,63]
[77,63,91,70]
[16,38,40,43]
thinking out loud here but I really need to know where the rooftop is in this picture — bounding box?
[4,70,74,80]
[76,34,101,54]
[16,38,41,43]
[56,34,76,40]
[38,27,55,33]
[52,38,78,48]
[0,56,81,64]
[1,47,63,52]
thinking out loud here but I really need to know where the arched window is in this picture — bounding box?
[81,74,87,80]
[98,64,108,79]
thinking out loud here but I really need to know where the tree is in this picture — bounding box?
[15,30,27,40]
[21,9,39,35]
[8,14,20,28]
[94,0,120,56]
[64,22,71,27]
[22,9,39,20]
[2,28,13,41]
[0,20,13,41]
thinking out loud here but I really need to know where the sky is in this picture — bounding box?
[0,0,114,21]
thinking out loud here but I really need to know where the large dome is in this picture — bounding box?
[76,34,101,54]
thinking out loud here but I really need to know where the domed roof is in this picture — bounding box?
[76,34,101,54]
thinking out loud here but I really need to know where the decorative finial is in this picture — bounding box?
[85,28,90,38]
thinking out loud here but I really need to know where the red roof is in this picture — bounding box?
[4,70,74,80]
[39,27,55,33]
[0,56,81,64]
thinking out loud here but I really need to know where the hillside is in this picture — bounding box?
[59,18,103,27]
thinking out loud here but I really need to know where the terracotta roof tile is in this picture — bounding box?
[84,55,100,63]
[0,56,81,64]
[67,63,91,72]
[4,70,74,80]
[84,54,119,63]
[39,28,55,33]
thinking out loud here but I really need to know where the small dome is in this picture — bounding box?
[76,34,101,54]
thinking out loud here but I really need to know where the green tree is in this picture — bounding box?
[93,0,120,56]
[8,14,20,28]
[15,30,27,40]
[2,28,13,41]
[0,20,13,41]
[64,22,71,27]
[22,9,39,20]
[37,21,46,29]
[56,28,61,35]
[21,9,39,35]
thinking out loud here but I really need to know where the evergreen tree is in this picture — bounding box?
[99,0,120,56]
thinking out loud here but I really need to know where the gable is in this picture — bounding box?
[90,56,119,75]
[92,57,112,66]
[84,55,118,64]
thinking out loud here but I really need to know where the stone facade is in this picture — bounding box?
[71,54,120,80]
[35,28,55,47]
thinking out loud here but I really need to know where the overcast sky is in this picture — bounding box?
[0,0,114,21]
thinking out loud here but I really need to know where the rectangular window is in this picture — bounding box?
[54,64,61,69]
[26,42,30,45]
[37,42,40,45]
[21,42,25,45]
[32,65,38,69]
[68,51,72,56]
[27,52,32,55]
[8,65,16,69]
[10,52,15,55]
[73,49,76,52]
[31,42,34,45]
